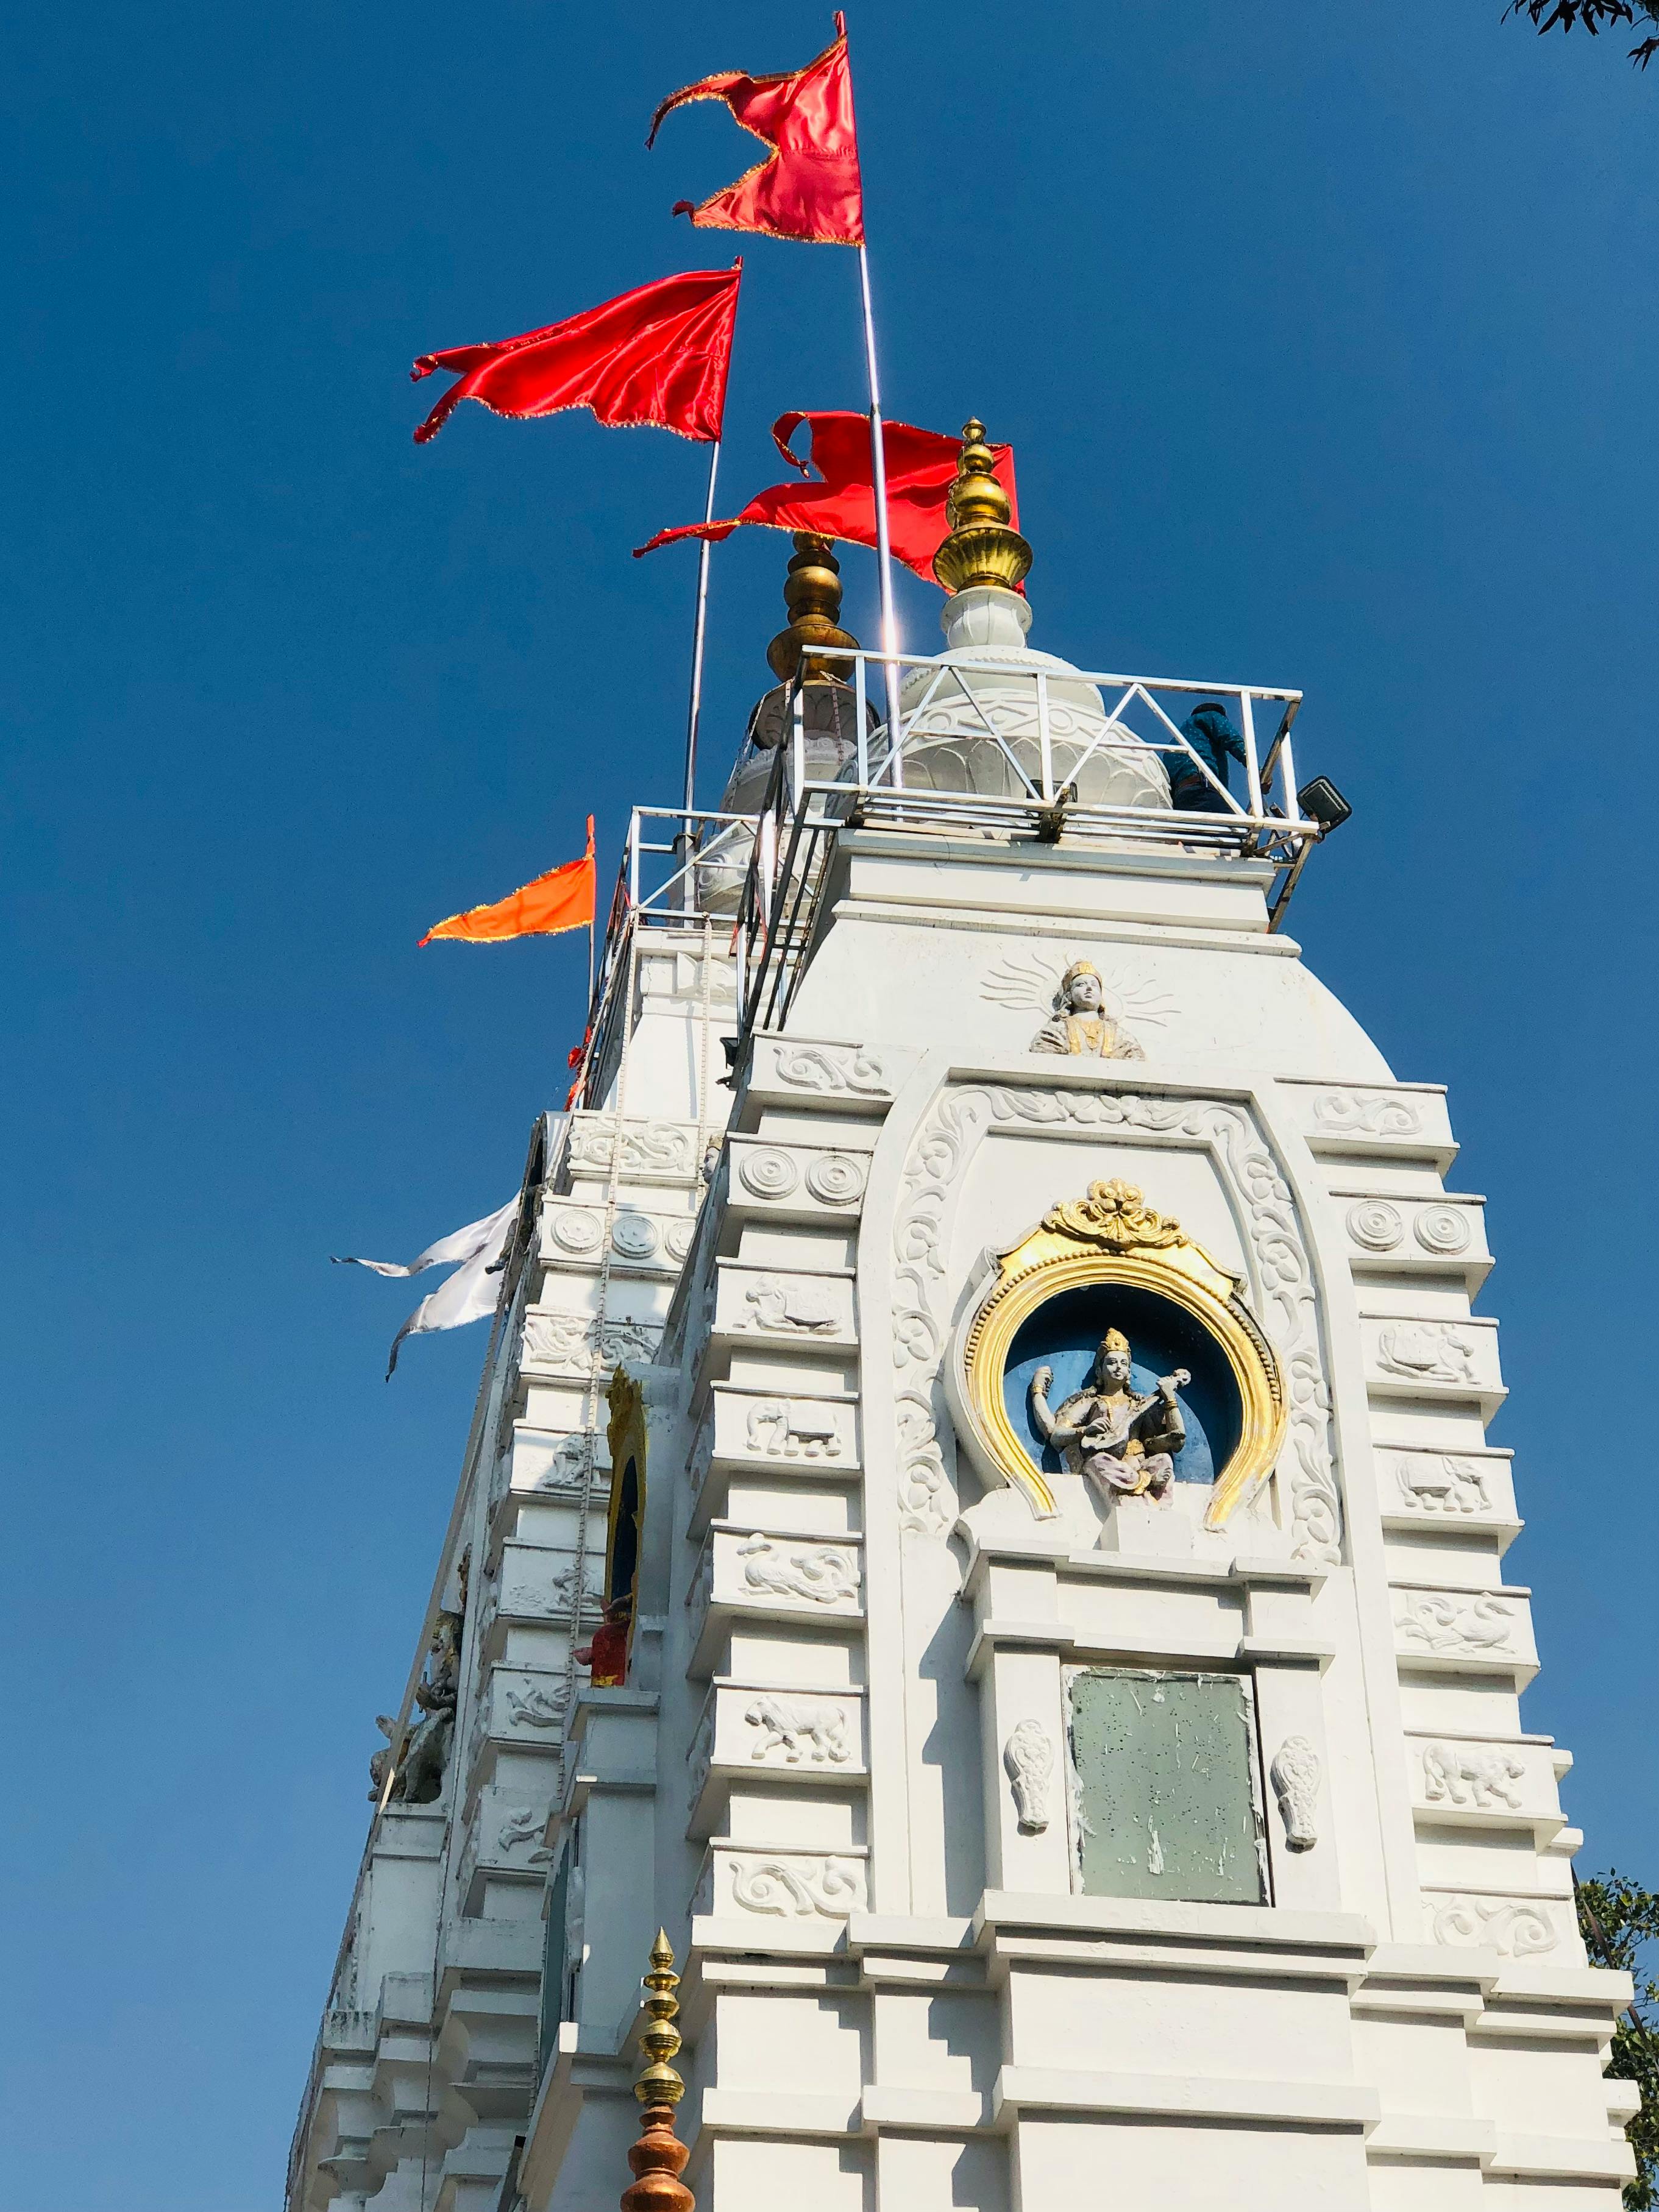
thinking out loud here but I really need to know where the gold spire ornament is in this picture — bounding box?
[931,419,1032,595]
[767,531,860,682]
[620,1932,694,2212]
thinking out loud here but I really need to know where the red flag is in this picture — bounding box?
[647,14,864,247]
[420,820,597,945]
[410,268,741,445]
[634,412,1017,585]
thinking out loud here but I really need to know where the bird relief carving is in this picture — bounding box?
[982,948,1175,1062]
[737,1532,859,1604]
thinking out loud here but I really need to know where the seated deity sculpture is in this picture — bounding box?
[1030,1328,1190,1503]
[1029,960,1145,1061]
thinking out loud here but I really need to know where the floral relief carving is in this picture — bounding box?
[521,1312,590,1370]
[1421,1743,1527,1811]
[1003,1720,1054,1833]
[744,1695,851,1764]
[505,1682,567,1729]
[1414,1205,1472,1255]
[1310,1090,1424,1137]
[520,1313,664,1376]
[737,1533,859,1605]
[1346,1200,1404,1252]
[566,1118,697,1177]
[549,1208,605,1255]
[805,1152,865,1205]
[1376,1322,1479,1385]
[1394,1590,1516,1655]
[1430,1895,1558,1957]
[890,1083,1342,1563]
[610,1213,661,1261]
[1269,1737,1321,1850]
[728,1856,866,1917]
[1391,1454,1491,1516]
[772,1043,889,1096]
[738,1147,800,1200]
[495,1804,551,1857]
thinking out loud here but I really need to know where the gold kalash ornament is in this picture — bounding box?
[954,1178,1287,1528]
[932,419,1032,596]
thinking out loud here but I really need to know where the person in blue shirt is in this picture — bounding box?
[1171,701,1248,811]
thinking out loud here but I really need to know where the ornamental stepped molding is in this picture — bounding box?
[709,1260,859,1352]
[560,1111,706,1189]
[741,1032,916,1109]
[686,1523,865,1675]
[688,1384,862,1534]
[1404,1732,1567,1839]
[1390,1580,1538,1685]
[1377,1444,1519,1540]
[1360,1311,1505,1414]
[1331,1186,1490,1285]
[685,1680,870,1838]
[519,1308,666,1380]
[691,1840,871,1924]
[537,1197,698,1275]
[1277,1079,1458,1168]
[1421,1887,1577,1959]
[725,1135,872,1219]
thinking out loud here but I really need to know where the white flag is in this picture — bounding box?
[333,1197,518,1377]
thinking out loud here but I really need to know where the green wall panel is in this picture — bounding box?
[1069,1668,1267,1904]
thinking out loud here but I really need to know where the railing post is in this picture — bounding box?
[890,662,905,794]
[792,678,807,806]
[855,654,870,789]
[1239,692,1263,820]
[1036,670,1053,802]
[758,807,776,930]
[1278,720,1303,823]
[629,810,641,910]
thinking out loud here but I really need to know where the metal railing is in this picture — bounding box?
[567,808,751,1113]
[729,647,1326,1039]
[567,648,1332,1107]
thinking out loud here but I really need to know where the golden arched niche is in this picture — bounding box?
[952,1179,1286,1526]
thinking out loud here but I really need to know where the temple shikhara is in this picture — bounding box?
[283,414,1636,2212]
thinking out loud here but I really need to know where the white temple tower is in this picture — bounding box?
[288,428,1635,2212]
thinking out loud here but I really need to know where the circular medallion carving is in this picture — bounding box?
[1415,1205,1471,1255]
[665,1220,694,1261]
[739,1147,800,1200]
[551,1209,603,1253]
[805,1152,865,1205]
[611,1213,661,1260]
[1346,1200,1404,1252]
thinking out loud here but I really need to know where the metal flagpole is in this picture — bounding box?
[679,438,722,910]
[856,243,903,740]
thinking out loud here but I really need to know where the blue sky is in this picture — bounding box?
[2,3,1654,2205]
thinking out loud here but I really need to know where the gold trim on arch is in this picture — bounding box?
[957,1179,1287,1528]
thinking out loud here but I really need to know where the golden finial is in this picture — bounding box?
[767,532,860,683]
[620,1932,694,2212]
[931,419,1032,596]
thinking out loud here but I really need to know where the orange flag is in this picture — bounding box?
[421,819,596,946]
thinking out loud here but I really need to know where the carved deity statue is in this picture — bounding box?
[368,1602,465,1804]
[1030,1328,1190,1502]
[1029,960,1145,1061]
